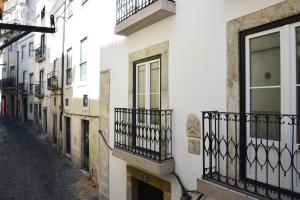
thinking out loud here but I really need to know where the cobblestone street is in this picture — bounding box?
[0,117,98,200]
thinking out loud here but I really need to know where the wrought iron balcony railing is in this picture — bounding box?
[47,71,59,90]
[29,83,34,95]
[18,82,28,94]
[35,82,44,98]
[202,111,300,200]
[0,77,16,90]
[114,108,173,162]
[116,0,175,24]
[35,45,46,62]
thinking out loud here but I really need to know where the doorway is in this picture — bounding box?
[43,109,47,134]
[10,95,14,116]
[1,96,6,115]
[65,117,71,154]
[53,114,57,144]
[244,22,300,193]
[133,179,163,200]
[23,98,27,122]
[82,120,89,172]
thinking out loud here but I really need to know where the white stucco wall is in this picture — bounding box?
[99,0,285,199]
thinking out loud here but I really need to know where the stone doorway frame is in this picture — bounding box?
[127,165,171,200]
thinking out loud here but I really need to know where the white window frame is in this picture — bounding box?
[135,58,161,110]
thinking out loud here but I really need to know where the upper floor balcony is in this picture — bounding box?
[35,81,44,98]
[198,111,300,200]
[115,0,176,36]
[18,82,28,95]
[47,71,59,90]
[112,108,174,175]
[0,77,16,90]
[35,45,46,63]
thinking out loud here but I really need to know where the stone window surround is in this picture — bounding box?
[128,41,169,109]
[227,0,300,112]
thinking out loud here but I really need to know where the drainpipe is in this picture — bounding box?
[59,2,66,149]
[16,50,19,119]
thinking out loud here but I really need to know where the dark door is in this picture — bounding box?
[10,95,14,116]
[23,98,27,122]
[136,180,163,200]
[43,109,47,133]
[1,96,6,115]
[65,117,71,154]
[34,104,38,127]
[82,120,89,171]
[53,114,57,143]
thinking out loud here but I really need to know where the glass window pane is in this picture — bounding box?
[138,94,145,109]
[81,39,87,63]
[150,94,159,109]
[138,65,145,94]
[250,88,280,141]
[250,32,280,87]
[150,61,159,93]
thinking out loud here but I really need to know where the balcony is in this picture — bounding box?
[115,0,176,36]
[35,82,44,98]
[35,46,46,62]
[47,71,59,90]
[29,84,34,95]
[198,111,300,200]
[18,83,28,94]
[112,108,174,175]
[0,77,16,90]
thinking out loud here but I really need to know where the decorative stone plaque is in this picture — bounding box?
[186,113,201,138]
[188,139,200,155]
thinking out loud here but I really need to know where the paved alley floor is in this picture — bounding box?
[0,117,98,200]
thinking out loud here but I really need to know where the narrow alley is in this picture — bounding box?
[0,117,98,200]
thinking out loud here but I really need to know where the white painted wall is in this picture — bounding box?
[99,0,285,199]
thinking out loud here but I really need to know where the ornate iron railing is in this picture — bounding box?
[202,111,300,200]
[47,71,59,90]
[29,83,34,94]
[116,0,175,24]
[0,77,16,90]
[114,108,173,162]
[35,45,46,62]
[35,82,44,97]
[18,82,28,94]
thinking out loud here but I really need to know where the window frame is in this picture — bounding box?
[133,55,161,110]
[66,48,72,85]
[28,42,34,57]
[80,38,87,82]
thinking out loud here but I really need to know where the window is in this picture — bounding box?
[28,42,33,57]
[244,22,300,142]
[39,104,41,118]
[39,70,44,83]
[29,103,32,113]
[41,6,45,19]
[21,45,26,60]
[135,58,160,124]
[80,38,87,81]
[22,71,27,83]
[83,95,88,107]
[66,48,72,85]
[41,34,45,54]
[54,97,56,106]
[10,66,15,78]
[67,0,73,18]
[29,73,33,93]
[65,98,69,107]
[2,68,6,79]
